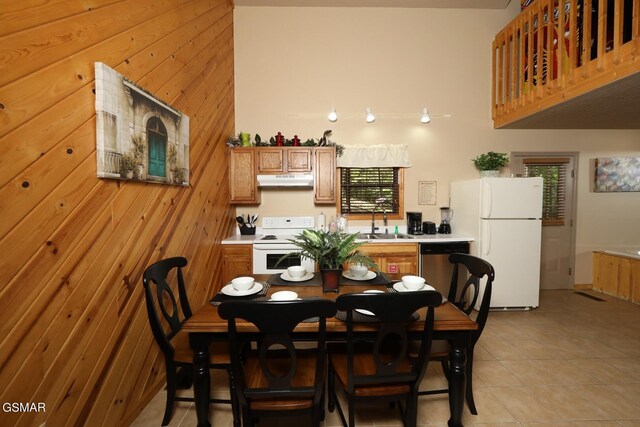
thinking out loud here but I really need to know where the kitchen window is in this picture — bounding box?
[338,167,404,219]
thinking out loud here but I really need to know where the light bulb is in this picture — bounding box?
[420,108,431,124]
[328,108,338,122]
[365,107,375,123]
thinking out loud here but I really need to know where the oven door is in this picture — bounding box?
[252,243,315,275]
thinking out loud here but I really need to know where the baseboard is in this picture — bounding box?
[573,283,592,290]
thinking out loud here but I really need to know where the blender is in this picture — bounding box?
[437,207,453,234]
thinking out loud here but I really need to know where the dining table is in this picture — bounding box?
[183,273,478,427]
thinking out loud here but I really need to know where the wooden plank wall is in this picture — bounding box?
[0,0,236,425]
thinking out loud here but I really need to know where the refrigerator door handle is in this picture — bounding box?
[482,221,491,256]
[481,181,492,218]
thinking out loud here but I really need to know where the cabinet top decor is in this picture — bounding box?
[227,130,344,156]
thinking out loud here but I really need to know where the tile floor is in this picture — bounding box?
[132,290,640,426]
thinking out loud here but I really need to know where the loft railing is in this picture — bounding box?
[492,0,640,128]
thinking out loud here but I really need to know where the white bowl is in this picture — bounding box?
[287,266,307,278]
[231,276,254,291]
[402,275,426,290]
[349,264,369,278]
[271,291,298,301]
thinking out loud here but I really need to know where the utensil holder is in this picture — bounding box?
[239,225,256,235]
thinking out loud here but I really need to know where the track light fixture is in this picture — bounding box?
[365,107,375,123]
[322,106,448,123]
[420,108,431,124]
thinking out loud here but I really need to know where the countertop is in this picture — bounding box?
[221,233,474,245]
[598,249,640,261]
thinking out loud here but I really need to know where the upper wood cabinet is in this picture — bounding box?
[313,147,336,204]
[229,146,336,205]
[257,148,312,174]
[229,148,260,204]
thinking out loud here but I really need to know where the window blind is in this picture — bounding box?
[340,168,400,215]
[524,158,569,226]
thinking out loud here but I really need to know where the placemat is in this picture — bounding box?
[267,273,322,286]
[268,272,393,287]
[335,310,420,323]
[209,282,271,306]
[386,283,448,304]
[341,272,393,286]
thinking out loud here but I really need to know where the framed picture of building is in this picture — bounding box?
[94,62,189,186]
[594,157,640,192]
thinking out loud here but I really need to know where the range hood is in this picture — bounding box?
[257,173,314,187]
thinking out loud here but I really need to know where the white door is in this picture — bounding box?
[480,177,543,219]
[479,219,542,308]
[512,154,577,290]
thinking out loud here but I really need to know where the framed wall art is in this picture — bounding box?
[95,62,190,186]
[594,157,640,192]
[418,181,437,205]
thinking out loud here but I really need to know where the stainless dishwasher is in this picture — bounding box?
[419,242,470,302]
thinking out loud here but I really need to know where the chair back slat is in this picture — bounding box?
[142,257,190,352]
[336,291,441,391]
[219,299,337,402]
[448,253,495,343]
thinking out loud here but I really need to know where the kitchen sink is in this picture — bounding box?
[356,233,414,240]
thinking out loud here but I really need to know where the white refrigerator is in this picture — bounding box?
[450,177,543,309]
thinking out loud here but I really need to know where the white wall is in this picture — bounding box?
[233,3,640,285]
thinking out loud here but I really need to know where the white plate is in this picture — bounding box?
[393,282,435,293]
[221,282,263,297]
[355,290,384,316]
[342,270,377,281]
[280,271,314,282]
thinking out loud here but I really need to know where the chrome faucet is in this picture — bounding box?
[371,197,386,235]
[383,208,388,234]
[371,211,379,235]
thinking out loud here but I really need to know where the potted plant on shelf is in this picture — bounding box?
[281,229,377,293]
[119,153,136,179]
[472,151,509,177]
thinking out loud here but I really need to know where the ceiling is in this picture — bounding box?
[234,0,512,9]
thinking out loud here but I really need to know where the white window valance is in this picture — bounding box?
[337,144,412,168]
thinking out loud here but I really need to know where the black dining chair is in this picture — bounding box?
[142,257,239,426]
[327,290,442,427]
[417,253,495,415]
[219,298,337,427]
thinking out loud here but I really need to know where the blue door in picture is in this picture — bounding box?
[147,117,167,177]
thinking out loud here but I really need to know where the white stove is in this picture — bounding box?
[252,216,316,274]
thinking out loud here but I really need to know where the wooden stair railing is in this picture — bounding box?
[492,0,640,128]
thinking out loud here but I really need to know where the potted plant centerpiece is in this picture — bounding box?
[282,229,377,292]
[472,151,509,177]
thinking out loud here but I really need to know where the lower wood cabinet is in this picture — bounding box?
[222,244,253,284]
[360,243,419,275]
[593,251,640,303]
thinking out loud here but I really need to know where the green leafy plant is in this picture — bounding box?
[280,229,378,271]
[472,151,509,171]
[171,166,184,184]
[119,153,136,176]
[168,145,178,166]
[131,135,145,167]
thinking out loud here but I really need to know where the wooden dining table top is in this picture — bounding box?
[183,274,478,334]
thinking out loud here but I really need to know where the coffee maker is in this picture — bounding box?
[437,207,453,234]
[406,212,423,235]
